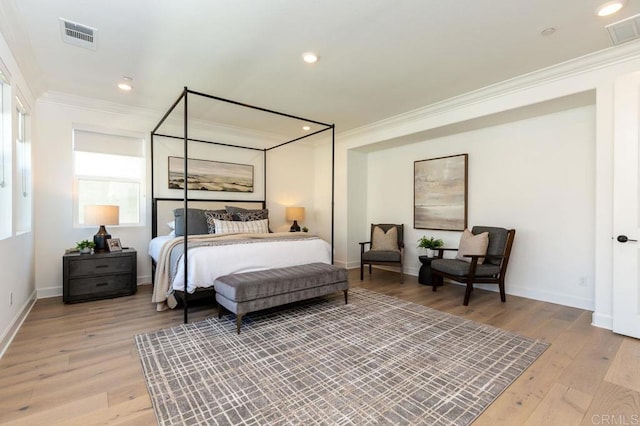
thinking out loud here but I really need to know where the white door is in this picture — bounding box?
[612,71,640,339]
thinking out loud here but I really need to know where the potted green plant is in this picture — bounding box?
[417,236,444,257]
[76,239,95,254]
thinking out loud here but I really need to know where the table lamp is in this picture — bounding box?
[286,206,305,232]
[85,205,119,251]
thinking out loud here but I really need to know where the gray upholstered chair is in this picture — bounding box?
[431,226,515,306]
[359,224,404,283]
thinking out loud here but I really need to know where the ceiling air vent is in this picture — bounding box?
[59,18,97,50]
[606,13,640,45]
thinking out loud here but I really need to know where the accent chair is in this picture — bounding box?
[359,224,404,283]
[430,226,515,306]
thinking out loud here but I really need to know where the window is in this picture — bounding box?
[15,96,31,233]
[73,129,145,226]
[0,62,11,239]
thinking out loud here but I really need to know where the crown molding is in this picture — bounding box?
[338,39,640,143]
[39,91,162,119]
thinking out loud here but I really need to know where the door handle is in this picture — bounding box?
[617,235,638,243]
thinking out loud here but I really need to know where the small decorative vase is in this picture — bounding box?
[426,248,435,258]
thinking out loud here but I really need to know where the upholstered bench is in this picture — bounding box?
[214,262,349,333]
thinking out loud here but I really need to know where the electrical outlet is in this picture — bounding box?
[578,276,587,287]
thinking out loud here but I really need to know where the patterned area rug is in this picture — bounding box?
[135,288,548,425]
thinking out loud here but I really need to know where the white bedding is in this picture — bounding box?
[149,233,332,294]
[148,234,173,262]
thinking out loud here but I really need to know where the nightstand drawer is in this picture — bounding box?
[68,256,133,278]
[68,274,133,298]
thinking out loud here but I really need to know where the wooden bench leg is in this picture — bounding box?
[343,289,348,304]
[236,314,243,334]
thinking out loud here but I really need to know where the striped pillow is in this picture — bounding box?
[213,218,269,234]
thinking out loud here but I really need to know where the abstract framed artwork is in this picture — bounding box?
[168,156,254,193]
[414,153,468,230]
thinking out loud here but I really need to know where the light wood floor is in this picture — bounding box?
[1,269,639,425]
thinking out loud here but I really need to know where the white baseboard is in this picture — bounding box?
[591,312,613,330]
[0,290,37,359]
[137,275,151,285]
[507,285,594,311]
[37,286,62,299]
[345,260,360,270]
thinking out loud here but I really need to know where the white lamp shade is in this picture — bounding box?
[285,207,305,221]
[84,205,120,226]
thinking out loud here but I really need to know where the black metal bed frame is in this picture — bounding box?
[150,87,335,323]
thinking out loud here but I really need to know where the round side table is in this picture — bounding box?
[418,255,441,286]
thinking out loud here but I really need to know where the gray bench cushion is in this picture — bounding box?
[214,262,348,302]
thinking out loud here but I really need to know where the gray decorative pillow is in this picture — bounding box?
[371,226,399,251]
[204,209,233,234]
[225,205,269,221]
[236,210,269,221]
[173,208,209,236]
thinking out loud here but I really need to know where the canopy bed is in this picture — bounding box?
[150,87,335,323]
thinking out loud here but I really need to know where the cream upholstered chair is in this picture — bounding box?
[359,224,404,283]
[430,226,515,306]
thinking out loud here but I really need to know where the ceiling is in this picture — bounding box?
[1,0,639,135]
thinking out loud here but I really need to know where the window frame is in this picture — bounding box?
[72,127,146,228]
[0,59,12,240]
[14,93,31,234]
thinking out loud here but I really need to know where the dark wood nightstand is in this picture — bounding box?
[63,248,137,303]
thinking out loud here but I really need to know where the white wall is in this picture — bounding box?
[364,106,596,309]
[152,136,266,202]
[267,142,318,233]
[35,99,157,297]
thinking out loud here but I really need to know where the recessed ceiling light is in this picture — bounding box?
[117,76,133,91]
[302,52,318,64]
[302,125,311,131]
[596,0,626,17]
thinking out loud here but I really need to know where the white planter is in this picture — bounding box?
[426,248,435,258]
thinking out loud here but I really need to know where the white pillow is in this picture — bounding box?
[455,229,489,264]
[213,218,269,234]
[371,226,399,251]
[168,230,176,237]
[167,220,176,230]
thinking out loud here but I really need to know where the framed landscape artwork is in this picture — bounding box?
[414,154,468,231]
[168,156,254,193]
